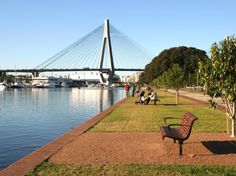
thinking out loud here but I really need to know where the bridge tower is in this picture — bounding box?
[99,19,115,84]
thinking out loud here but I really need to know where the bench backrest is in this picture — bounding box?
[178,112,198,140]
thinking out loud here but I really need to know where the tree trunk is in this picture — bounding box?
[176,90,179,104]
[226,114,229,134]
[226,107,230,134]
[225,100,235,137]
[231,118,235,137]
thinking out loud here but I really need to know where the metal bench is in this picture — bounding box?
[160,112,198,156]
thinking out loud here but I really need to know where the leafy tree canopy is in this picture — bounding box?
[199,35,236,137]
[140,46,208,83]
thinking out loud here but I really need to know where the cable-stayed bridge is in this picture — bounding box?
[0,19,153,84]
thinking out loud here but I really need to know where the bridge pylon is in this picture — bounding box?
[99,19,115,85]
[32,71,39,77]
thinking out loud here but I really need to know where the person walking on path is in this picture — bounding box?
[131,84,136,97]
[125,83,130,97]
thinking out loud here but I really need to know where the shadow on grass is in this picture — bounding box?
[158,103,198,106]
[202,140,236,154]
[160,104,177,106]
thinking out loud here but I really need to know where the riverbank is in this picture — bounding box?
[2,90,236,176]
[47,90,235,167]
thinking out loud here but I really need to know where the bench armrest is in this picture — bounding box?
[164,117,181,125]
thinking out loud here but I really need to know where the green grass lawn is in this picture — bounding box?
[90,90,226,132]
[26,162,236,176]
[27,90,232,176]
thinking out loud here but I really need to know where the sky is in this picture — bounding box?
[0,0,236,69]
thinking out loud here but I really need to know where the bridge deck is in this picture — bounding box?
[0,68,144,73]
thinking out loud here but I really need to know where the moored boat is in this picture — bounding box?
[0,82,6,90]
[10,82,24,88]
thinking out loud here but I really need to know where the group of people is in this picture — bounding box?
[124,84,160,105]
[135,87,160,105]
[124,83,140,97]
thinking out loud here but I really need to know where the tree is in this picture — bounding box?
[152,71,169,96]
[0,75,15,83]
[164,64,184,104]
[199,36,236,137]
[140,46,208,84]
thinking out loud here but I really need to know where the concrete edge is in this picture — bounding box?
[0,98,126,176]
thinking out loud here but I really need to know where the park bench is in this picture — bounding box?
[160,112,198,156]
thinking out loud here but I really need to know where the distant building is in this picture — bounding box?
[31,76,67,85]
[70,71,120,83]
[120,72,142,82]
[35,71,120,84]
[70,71,100,82]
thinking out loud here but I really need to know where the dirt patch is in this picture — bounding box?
[49,132,236,165]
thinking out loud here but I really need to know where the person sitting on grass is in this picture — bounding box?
[135,90,146,104]
[145,87,160,105]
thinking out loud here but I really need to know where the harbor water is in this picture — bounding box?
[0,87,126,169]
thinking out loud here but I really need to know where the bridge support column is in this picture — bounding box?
[32,72,39,77]
[99,19,115,85]
[99,71,106,84]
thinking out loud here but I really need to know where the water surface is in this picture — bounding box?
[0,88,125,169]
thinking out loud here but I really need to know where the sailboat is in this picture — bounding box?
[11,66,24,88]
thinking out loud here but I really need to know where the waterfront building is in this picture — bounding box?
[120,72,142,83]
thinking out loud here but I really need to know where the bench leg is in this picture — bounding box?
[178,141,183,156]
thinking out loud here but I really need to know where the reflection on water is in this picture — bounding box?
[70,88,115,113]
[0,88,125,169]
